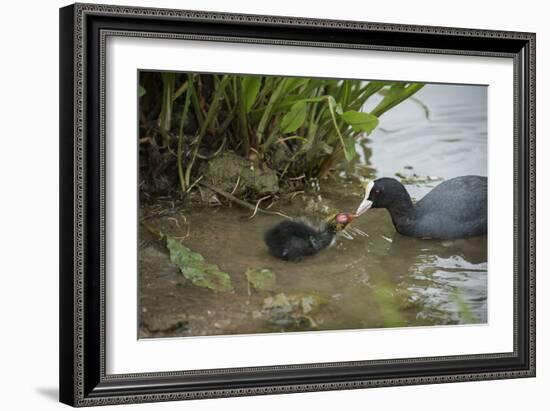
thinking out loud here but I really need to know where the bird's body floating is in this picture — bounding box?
[356,175,487,240]
[264,213,355,261]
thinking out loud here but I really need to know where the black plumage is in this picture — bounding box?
[357,176,487,240]
[264,213,354,261]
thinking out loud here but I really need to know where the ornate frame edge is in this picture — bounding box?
[63,3,536,407]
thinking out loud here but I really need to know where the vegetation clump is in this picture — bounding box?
[139,72,424,203]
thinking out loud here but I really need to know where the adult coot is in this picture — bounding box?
[265,213,356,261]
[355,175,487,240]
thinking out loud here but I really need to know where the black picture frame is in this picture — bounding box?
[59,3,536,407]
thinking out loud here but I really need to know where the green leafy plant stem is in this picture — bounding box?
[185,75,231,187]
[177,81,192,192]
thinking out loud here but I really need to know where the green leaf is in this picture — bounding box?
[241,76,262,112]
[339,80,351,107]
[282,78,309,94]
[340,111,379,134]
[326,95,337,110]
[165,236,233,293]
[245,268,277,291]
[280,100,307,133]
[371,82,425,117]
[377,87,391,96]
[138,85,147,97]
[342,135,356,161]
[325,95,355,161]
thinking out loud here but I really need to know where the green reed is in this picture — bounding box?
[139,72,424,198]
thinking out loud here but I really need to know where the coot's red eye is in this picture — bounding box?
[373,189,381,196]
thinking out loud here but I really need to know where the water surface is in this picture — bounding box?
[139,83,488,338]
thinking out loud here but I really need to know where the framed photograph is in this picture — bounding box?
[59,3,535,407]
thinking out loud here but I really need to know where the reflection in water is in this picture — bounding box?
[139,83,488,338]
[385,234,487,324]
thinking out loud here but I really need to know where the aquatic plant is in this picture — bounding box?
[139,72,424,200]
[141,221,234,293]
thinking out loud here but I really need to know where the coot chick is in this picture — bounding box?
[356,175,487,240]
[265,213,355,261]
